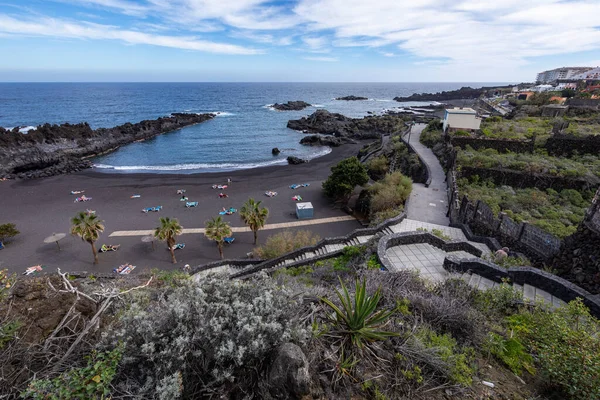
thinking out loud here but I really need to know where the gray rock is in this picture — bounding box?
[335,95,368,101]
[287,156,308,165]
[299,135,343,147]
[272,147,281,155]
[268,343,311,399]
[272,101,312,111]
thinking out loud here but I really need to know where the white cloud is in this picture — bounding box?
[230,30,294,46]
[382,52,395,57]
[294,0,600,67]
[0,14,262,54]
[303,56,337,62]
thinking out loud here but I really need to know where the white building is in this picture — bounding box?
[443,108,481,132]
[536,67,593,83]
[570,67,600,81]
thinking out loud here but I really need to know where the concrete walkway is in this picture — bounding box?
[404,124,449,226]
[109,215,356,237]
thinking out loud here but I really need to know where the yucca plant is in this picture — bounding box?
[321,277,398,348]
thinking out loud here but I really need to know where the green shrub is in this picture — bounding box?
[420,120,443,148]
[255,230,320,259]
[366,155,389,178]
[484,332,535,376]
[323,157,369,201]
[473,280,523,317]
[321,278,398,349]
[105,274,308,398]
[370,206,404,226]
[23,345,123,400]
[415,327,475,386]
[369,172,412,215]
[0,223,19,242]
[151,268,190,287]
[507,299,600,399]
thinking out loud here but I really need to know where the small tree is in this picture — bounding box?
[155,217,183,264]
[322,156,369,202]
[205,216,232,259]
[240,198,269,245]
[71,212,104,264]
[0,223,19,242]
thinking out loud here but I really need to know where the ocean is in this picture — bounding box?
[0,82,501,173]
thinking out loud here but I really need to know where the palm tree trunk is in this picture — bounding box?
[168,236,177,263]
[253,229,258,245]
[91,242,98,264]
[218,242,224,259]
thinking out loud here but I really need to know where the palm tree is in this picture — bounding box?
[155,217,183,263]
[240,198,269,245]
[71,211,105,264]
[204,216,232,259]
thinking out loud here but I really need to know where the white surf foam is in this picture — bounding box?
[93,147,332,173]
[210,111,235,117]
[19,126,36,133]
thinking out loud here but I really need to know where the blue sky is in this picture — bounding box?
[0,0,599,82]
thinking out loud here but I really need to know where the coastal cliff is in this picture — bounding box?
[288,109,408,139]
[0,113,214,179]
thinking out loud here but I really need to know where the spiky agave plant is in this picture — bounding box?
[321,277,398,349]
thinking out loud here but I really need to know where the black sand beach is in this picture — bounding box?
[0,143,364,275]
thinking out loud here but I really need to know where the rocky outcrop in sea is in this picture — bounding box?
[271,101,311,111]
[288,109,408,140]
[335,95,368,101]
[0,113,215,179]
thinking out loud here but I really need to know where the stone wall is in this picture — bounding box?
[450,136,533,153]
[545,134,600,156]
[552,190,600,294]
[459,166,598,191]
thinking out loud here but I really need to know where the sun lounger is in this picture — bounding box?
[142,206,162,213]
[292,195,303,201]
[169,243,185,250]
[219,193,228,198]
[74,195,92,203]
[180,196,189,201]
[70,190,85,195]
[265,191,278,197]
[131,194,141,198]
[99,244,120,253]
[86,209,96,215]
[185,201,199,208]
[176,189,186,194]
[218,207,237,215]
[23,265,43,276]
[290,183,310,189]
[114,263,136,275]
[224,237,235,244]
[212,184,228,190]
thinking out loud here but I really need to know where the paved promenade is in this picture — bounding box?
[404,124,449,225]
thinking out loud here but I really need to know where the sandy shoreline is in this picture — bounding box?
[0,143,366,275]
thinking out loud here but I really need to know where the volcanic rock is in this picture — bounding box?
[272,147,281,155]
[287,156,308,165]
[335,95,368,101]
[0,113,215,179]
[299,135,343,147]
[272,101,311,111]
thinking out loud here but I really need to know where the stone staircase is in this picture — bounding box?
[193,230,391,281]
[457,271,566,309]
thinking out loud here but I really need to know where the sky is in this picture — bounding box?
[0,0,599,82]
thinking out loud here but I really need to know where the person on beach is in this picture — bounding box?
[227,177,231,184]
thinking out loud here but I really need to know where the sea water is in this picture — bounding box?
[0,82,503,173]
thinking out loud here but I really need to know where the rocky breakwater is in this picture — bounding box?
[287,109,408,140]
[0,113,215,179]
[272,101,311,111]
